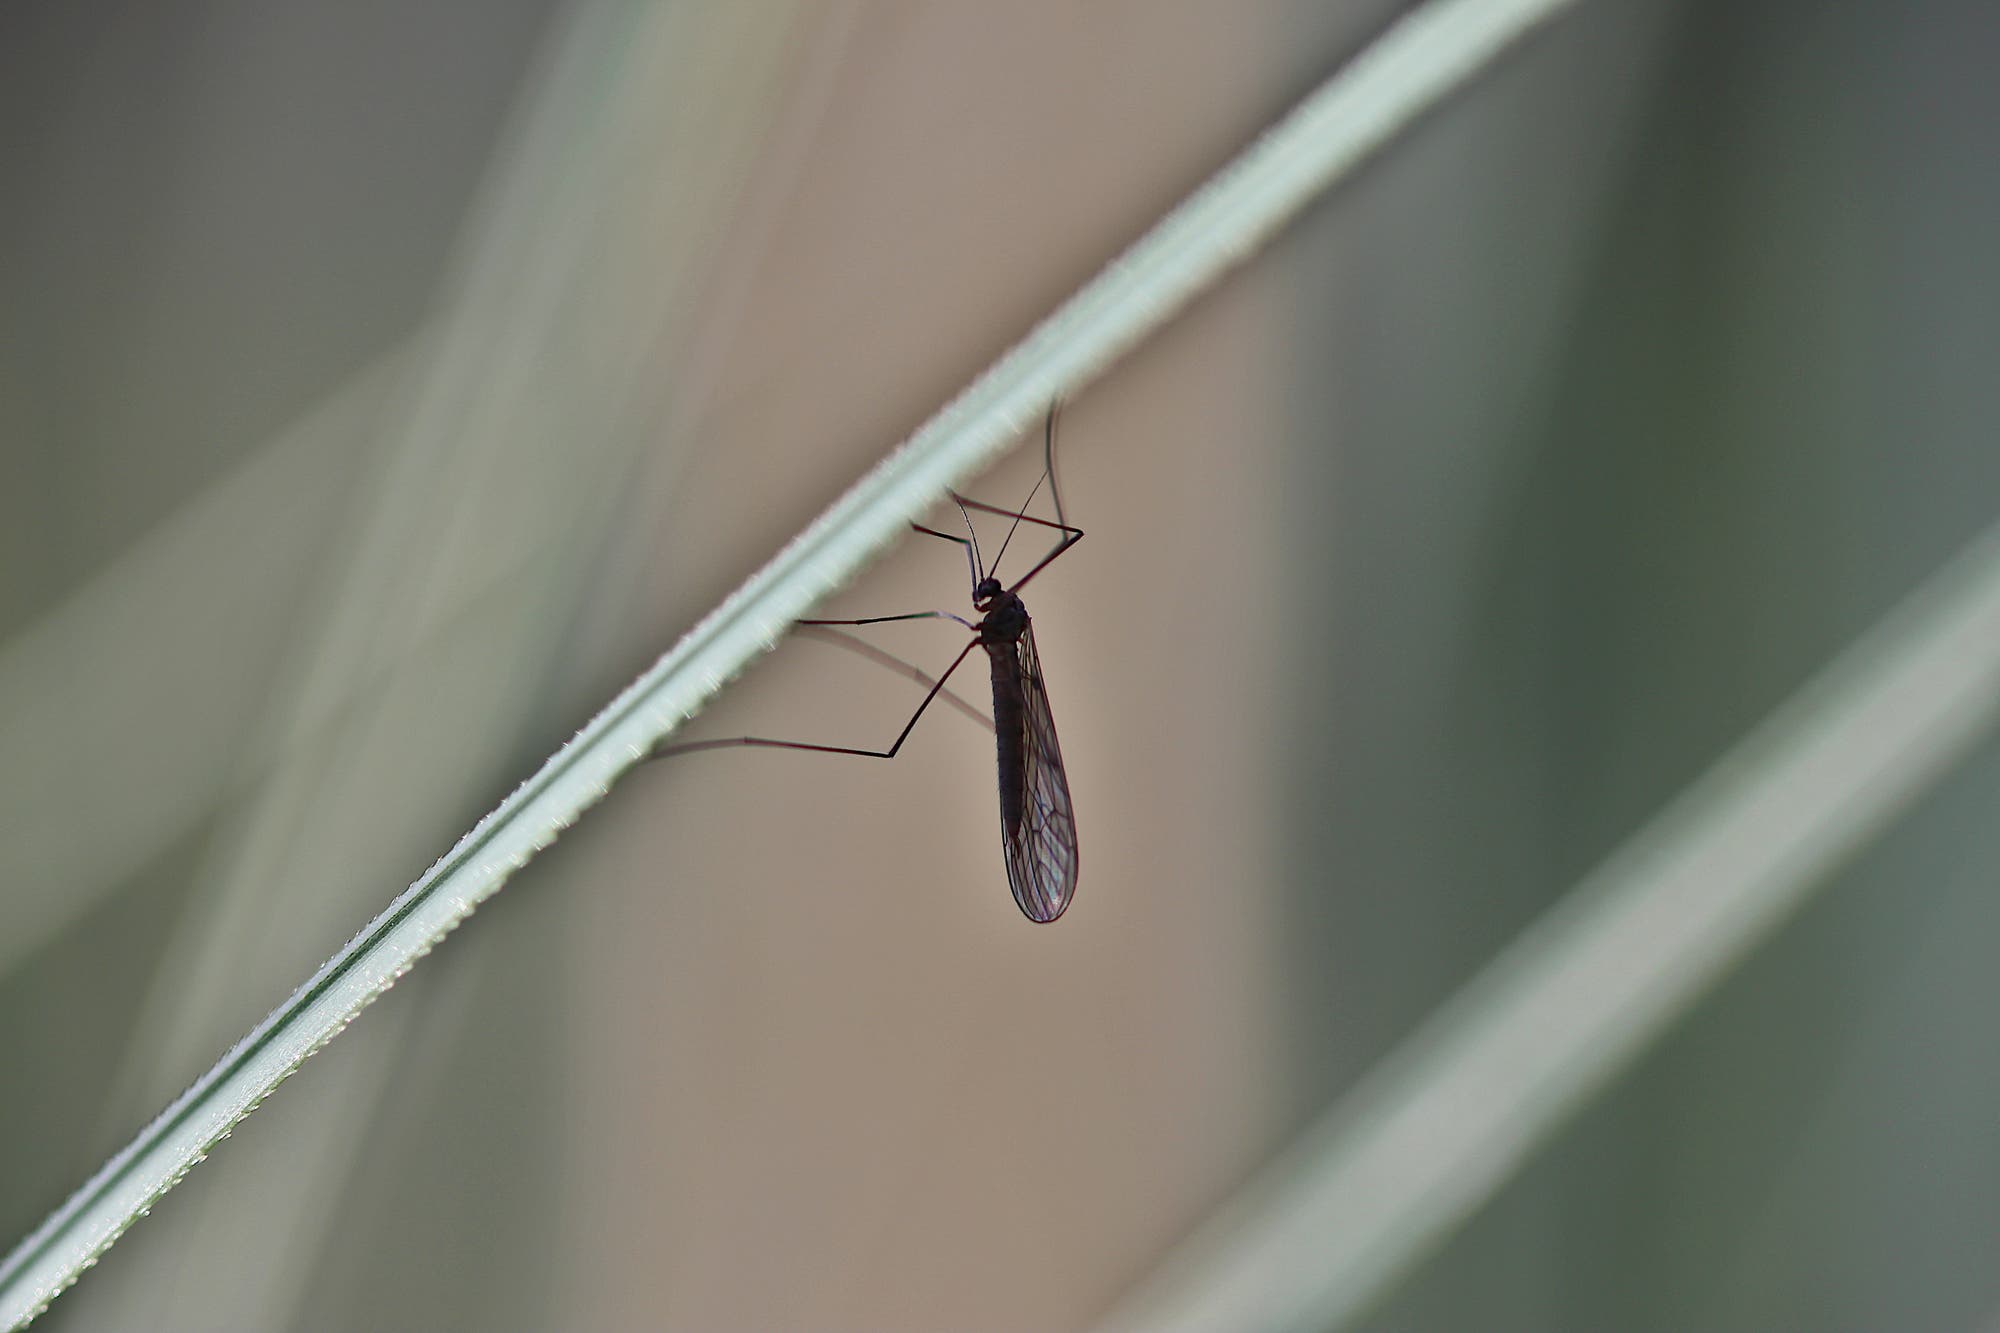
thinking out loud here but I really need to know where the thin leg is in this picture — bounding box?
[799,609,976,632]
[953,497,1083,539]
[912,522,982,591]
[794,624,992,732]
[652,639,981,763]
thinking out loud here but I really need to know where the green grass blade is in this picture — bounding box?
[1094,525,2000,1333]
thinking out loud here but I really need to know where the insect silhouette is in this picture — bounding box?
[656,404,1084,922]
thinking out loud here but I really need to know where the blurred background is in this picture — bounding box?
[5,1,2000,1329]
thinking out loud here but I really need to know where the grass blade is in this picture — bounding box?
[1093,523,2000,1332]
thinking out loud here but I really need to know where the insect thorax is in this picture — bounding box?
[977,593,1029,645]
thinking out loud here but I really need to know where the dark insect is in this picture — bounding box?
[964,490,1081,922]
[657,404,1084,922]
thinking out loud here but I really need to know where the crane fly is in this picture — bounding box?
[656,404,1084,923]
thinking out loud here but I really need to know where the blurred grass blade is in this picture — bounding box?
[1094,523,2000,1333]
[0,0,1581,1325]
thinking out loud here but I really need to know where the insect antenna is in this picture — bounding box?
[987,401,1063,583]
[951,493,987,584]
[1043,398,1071,529]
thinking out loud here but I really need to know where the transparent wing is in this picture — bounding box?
[1001,623,1079,922]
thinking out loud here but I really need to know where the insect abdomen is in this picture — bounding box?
[988,644,1028,835]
